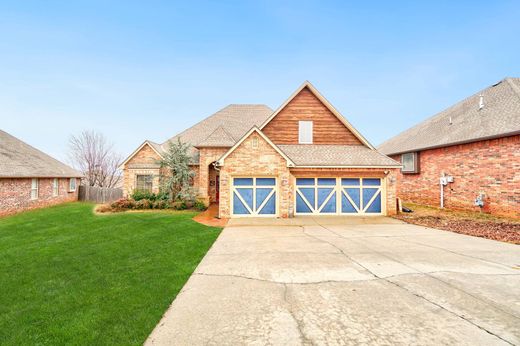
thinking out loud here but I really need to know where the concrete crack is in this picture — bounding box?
[308,222,518,346]
[283,283,315,346]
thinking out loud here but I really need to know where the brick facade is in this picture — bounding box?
[391,135,520,218]
[219,132,292,218]
[197,147,228,204]
[0,178,79,217]
[218,132,397,218]
[123,143,162,196]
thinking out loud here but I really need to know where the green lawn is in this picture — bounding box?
[0,203,222,345]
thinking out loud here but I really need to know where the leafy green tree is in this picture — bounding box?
[159,139,196,202]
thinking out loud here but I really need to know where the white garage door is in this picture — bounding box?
[295,178,383,215]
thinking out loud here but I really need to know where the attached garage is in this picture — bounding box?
[295,177,384,215]
[231,177,277,217]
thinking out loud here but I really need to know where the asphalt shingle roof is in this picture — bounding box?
[278,145,401,167]
[160,104,273,151]
[0,129,82,178]
[378,78,520,155]
[196,126,236,147]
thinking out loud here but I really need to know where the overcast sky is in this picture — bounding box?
[1,0,519,162]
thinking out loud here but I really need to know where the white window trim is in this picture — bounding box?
[53,178,59,197]
[31,178,39,200]
[69,178,77,192]
[401,152,419,173]
[298,120,313,144]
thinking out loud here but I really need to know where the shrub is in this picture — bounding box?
[110,197,136,211]
[170,201,187,210]
[135,199,152,209]
[194,200,207,211]
[131,190,170,202]
[95,204,114,213]
[152,200,169,209]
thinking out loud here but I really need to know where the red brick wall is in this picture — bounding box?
[0,178,79,217]
[391,135,520,218]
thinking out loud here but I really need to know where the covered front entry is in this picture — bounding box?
[231,177,277,216]
[295,177,384,215]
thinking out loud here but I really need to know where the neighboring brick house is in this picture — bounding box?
[122,81,400,218]
[0,130,82,217]
[379,77,520,218]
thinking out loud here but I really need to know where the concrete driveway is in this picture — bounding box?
[146,217,520,345]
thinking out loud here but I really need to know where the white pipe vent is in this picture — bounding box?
[478,94,484,110]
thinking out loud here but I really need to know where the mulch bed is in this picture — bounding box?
[394,205,520,245]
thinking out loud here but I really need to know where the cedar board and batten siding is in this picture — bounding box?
[262,87,364,145]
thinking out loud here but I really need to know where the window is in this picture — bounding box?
[31,179,39,200]
[298,121,313,144]
[136,175,153,192]
[53,178,59,196]
[401,152,419,173]
[69,178,77,192]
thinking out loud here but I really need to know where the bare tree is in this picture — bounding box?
[68,130,122,188]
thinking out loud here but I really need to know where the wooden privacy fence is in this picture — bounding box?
[78,186,123,203]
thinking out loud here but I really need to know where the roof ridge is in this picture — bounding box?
[0,129,81,177]
[505,77,520,100]
[378,78,509,149]
[197,125,236,146]
[161,104,272,145]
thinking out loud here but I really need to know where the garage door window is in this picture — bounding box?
[296,177,383,215]
[296,178,337,214]
[232,178,276,216]
[341,178,382,214]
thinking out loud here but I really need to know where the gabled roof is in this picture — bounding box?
[120,140,164,167]
[163,104,273,150]
[0,129,82,178]
[278,145,401,167]
[379,77,520,155]
[216,127,295,167]
[259,81,375,149]
[195,126,236,148]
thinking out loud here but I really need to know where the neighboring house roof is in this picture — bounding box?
[278,145,401,167]
[0,129,82,178]
[378,77,520,155]
[260,81,375,150]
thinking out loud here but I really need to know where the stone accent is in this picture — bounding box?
[123,143,162,196]
[391,135,520,218]
[198,147,228,204]
[0,178,79,217]
[219,132,292,218]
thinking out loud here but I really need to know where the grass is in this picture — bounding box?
[0,203,222,345]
